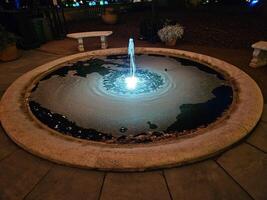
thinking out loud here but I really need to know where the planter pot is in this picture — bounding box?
[102,8,118,25]
[102,13,118,25]
[165,39,177,47]
[0,44,20,62]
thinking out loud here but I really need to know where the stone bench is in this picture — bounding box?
[67,31,113,52]
[250,41,267,67]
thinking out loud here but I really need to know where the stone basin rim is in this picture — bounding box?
[0,47,263,171]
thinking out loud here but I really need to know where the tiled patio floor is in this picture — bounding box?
[0,44,266,200]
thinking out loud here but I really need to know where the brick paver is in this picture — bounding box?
[0,150,53,200]
[247,121,267,153]
[164,160,252,200]
[24,165,104,200]
[217,143,267,200]
[100,171,171,200]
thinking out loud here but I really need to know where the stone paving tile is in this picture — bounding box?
[0,50,60,96]
[0,50,60,73]
[24,165,104,200]
[100,171,171,200]
[164,160,251,200]
[38,39,77,55]
[0,150,53,200]
[247,122,267,153]
[0,125,18,161]
[0,73,24,91]
[217,143,267,200]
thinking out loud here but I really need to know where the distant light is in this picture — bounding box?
[247,0,260,6]
[72,2,80,7]
[251,0,259,5]
[15,0,20,9]
[125,76,138,90]
[88,1,96,6]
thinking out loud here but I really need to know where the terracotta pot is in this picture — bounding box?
[102,8,118,25]
[0,44,20,62]
[165,39,177,47]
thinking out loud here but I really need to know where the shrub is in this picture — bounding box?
[158,24,184,43]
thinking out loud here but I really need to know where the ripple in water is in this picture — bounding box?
[102,69,165,95]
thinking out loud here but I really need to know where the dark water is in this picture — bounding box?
[167,85,233,132]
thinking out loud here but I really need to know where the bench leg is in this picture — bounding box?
[77,38,84,52]
[250,49,267,67]
[100,36,108,49]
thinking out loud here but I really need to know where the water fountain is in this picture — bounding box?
[0,40,263,170]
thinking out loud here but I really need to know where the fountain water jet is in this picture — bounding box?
[125,38,138,90]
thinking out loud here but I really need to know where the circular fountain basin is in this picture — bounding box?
[0,48,263,171]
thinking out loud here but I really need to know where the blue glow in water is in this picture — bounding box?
[125,38,138,90]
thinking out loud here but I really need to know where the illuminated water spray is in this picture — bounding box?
[125,38,138,90]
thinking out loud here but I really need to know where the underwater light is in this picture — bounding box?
[125,76,138,90]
